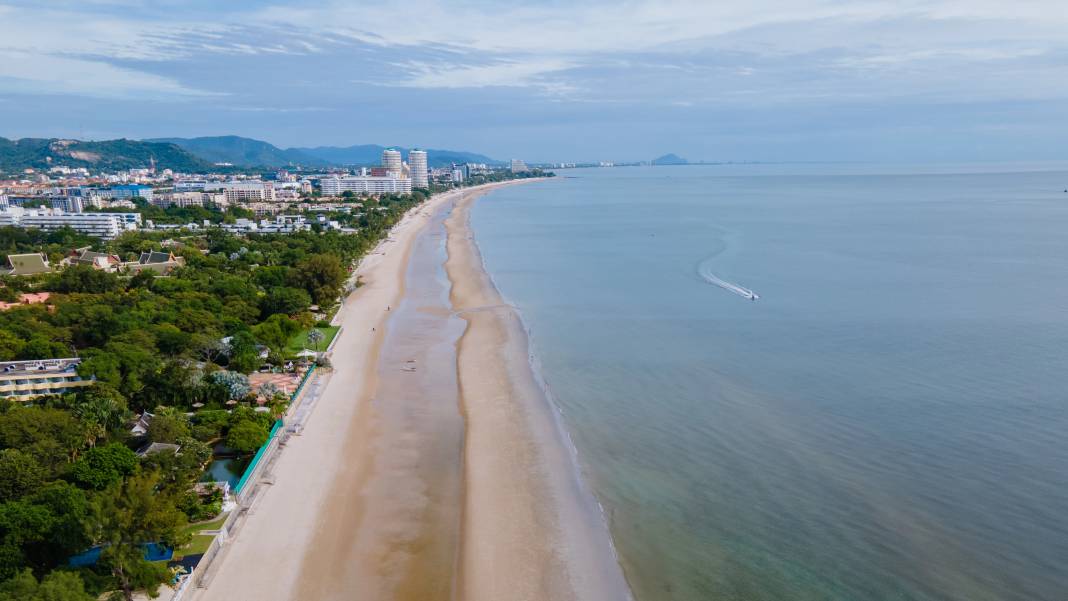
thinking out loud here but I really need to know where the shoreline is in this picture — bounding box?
[446,190,633,600]
[190,180,535,601]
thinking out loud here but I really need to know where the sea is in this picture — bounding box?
[469,164,1068,601]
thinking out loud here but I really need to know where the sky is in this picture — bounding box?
[1,0,1067,163]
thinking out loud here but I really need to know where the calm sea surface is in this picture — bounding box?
[470,165,1068,601]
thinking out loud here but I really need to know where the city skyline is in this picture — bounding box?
[2,0,1067,163]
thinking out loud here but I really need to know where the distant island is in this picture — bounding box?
[652,153,688,166]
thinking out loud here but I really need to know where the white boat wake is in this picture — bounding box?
[698,258,760,301]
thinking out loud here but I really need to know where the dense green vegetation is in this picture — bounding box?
[0,190,426,598]
[0,138,213,174]
[87,197,255,226]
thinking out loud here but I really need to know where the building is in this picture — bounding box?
[451,169,464,183]
[320,175,412,196]
[510,159,529,173]
[382,149,403,176]
[68,249,122,271]
[0,358,94,401]
[4,207,141,239]
[151,191,225,209]
[175,181,207,192]
[217,181,275,203]
[49,196,84,213]
[0,253,52,276]
[409,150,428,189]
[82,184,154,202]
[124,251,185,275]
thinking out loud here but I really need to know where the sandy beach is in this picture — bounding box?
[447,192,632,601]
[191,179,630,601]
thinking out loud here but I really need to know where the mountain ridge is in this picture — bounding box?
[146,136,330,168]
[0,137,212,173]
[154,136,502,169]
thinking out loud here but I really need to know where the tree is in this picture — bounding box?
[291,254,345,305]
[0,407,85,473]
[0,450,45,503]
[207,370,250,401]
[90,471,188,601]
[226,331,262,374]
[0,331,24,362]
[78,333,161,399]
[0,501,52,579]
[260,286,311,318]
[71,385,129,447]
[24,482,91,569]
[46,265,121,294]
[127,269,156,291]
[225,420,268,454]
[146,412,189,445]
[0,569,94,601]
[68,444,138,490]
[251,314,298,359]
[306,329,325,352]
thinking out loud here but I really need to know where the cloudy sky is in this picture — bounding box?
[1,0,1066,162]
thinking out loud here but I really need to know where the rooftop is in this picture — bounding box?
[0,357,81,377]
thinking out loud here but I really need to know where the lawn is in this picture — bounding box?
[175,514,230,559]
[284,325,340,357]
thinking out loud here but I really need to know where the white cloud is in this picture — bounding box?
[0,50,215,98]
[389,59,575,89]
[2,0,1068,105]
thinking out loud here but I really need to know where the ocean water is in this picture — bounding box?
[470,165,1068,601]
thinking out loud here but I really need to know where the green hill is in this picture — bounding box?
[147,136,330,168]
[0,137,212,173]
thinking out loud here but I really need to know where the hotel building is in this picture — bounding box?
[320,175,412,196]
[0,358,94,401]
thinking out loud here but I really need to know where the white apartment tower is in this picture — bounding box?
[408,150,429,189]
[382,149,403,176]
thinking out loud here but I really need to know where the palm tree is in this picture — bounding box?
[307,329,325,352]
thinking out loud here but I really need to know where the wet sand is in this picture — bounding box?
[447,192,633,601]
[193,179,630,601]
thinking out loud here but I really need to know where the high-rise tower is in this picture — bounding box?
[409,150,428,189]
[382,148,402,176]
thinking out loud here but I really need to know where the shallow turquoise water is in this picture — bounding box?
[471,165,1068,601]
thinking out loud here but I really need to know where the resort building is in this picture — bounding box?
[0,253,53,276]
[0,358,94,401]
[510,159,529,173]
[320,175,412,196]
[67,249,122,271]
[409,150,429,189]
[124,251,185,275]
